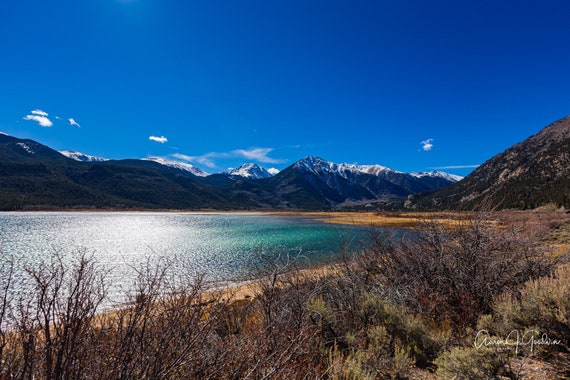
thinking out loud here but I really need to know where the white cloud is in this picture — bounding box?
[172,147,286,169]
[420,138,434,151]
[149,135,168,143]
[68,118,81,127]
[31,109,48,117]
[23,109,53,127]
[231,147,286,164]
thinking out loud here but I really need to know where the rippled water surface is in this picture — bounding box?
[0,212,371,299]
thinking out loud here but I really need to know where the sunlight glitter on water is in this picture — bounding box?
[0,212,372,301]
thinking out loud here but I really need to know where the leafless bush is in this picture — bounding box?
[1,250,107,380]
[0,253,14,378]
[89,257,235,379]
[356,211,561,329]
[246,252,325,378]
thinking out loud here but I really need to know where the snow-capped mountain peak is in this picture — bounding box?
[410,171,463,183]
[143,157,209,177]
[289,156,461,205]
[59,150,109,162]
[227,163,275,179]
[294,156,399,179]
[293,156,339,174]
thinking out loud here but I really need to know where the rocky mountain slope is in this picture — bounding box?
[415,115,570,209]
[214,156,461,209]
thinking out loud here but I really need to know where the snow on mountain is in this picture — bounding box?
[17,142,36,155]
[227,163,274,179]
[294,156,398,179]
[355,164,397,176]
[410,171,463,183]
[294,156,463,183]
[0,131,11,136]
[59,150,209,176]
[60,150,109,162]
[144,157,209,177]
[267,167,280,175]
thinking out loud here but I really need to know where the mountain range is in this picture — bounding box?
[4,113,568,211]
[0,133,459,210]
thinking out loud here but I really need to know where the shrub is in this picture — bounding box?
[319,291,441,378]
[327,343,375,380]
[434,345,508,380]
[357,211,559,328]
[491,263,570,354]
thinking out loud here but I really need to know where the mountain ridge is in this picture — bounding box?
[0,133,461,210]
[143,157,210,177]
[60,150,109,163]
[216,156,462,210]
[4,114,570,210]
[414,115,570,209]
[57,150,461,183]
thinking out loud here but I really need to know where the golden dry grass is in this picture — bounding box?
[267,210,475,229]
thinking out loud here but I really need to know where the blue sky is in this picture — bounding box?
[1,1,570,175]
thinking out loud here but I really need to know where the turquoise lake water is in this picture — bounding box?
[0,212,373,301]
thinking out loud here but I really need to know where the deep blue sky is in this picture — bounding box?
[1,1,569,175]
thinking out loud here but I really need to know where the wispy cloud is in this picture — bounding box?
[149,135,168,143]
[420,138,434,151]
[429,165,480,170]
[172,147,286,168]
[231,148,287,164]
[172,152,223,168]
[23,109,53,127]
[68,118,81,127]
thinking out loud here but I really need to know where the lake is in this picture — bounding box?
[0,212,373,301]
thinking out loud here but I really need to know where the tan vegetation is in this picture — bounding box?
[268,210,469,229]
[0,210,569,379]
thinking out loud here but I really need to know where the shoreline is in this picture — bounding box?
[2,208,464,229]
[206,260,345,302]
